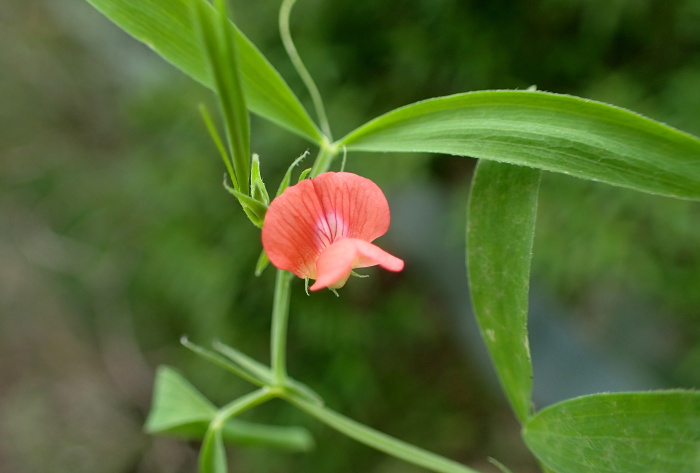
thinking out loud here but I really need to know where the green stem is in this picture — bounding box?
[310,142,338,177]
[286,395,483,473]
[271,269,293,384]
[279,0,332,140]
[212,387,279,430]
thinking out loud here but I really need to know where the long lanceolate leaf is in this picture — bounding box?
[194,0,250,192]
[339,90,700,200]
[85,0,323,143]
[467,161,540,423]
[523,391,700,473]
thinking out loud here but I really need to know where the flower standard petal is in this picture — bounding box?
[310,238,404,291]
[261,178,325,279]
[311,172,391,242]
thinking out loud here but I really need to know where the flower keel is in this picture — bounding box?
[311,237,405,291]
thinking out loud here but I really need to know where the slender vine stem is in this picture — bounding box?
[200,387,279,471]
[285,393,483,473]
[271,269,293,384]
[310,142,338,177]
[279,0,332,140]
[211,387,279,430]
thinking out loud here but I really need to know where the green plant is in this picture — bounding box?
[84,0,700,472]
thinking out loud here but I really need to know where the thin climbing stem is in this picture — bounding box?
[279,0,332,140]
[211,387,279,430]
[271,269,293,384]
[310,142,338,177]
[285,393,483,473]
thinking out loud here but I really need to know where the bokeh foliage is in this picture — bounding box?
[1,0,699,472]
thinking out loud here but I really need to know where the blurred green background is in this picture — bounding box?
[1,0,699,472]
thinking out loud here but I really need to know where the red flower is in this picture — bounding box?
[262,172,404,291]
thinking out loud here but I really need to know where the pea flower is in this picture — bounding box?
[262,172,404,291]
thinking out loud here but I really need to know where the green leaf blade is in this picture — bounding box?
[193,0,251,192]
[144,366,216,434]
[149,417,315,452]
[523,391,700,473]
[467,161,540,423]
[339,90,700,200]
[221,419,315,452]
[180,337,270,387]
[84,0,322,143]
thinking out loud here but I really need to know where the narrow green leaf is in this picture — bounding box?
[199,428,227,473]
[250,154,270,204]
[223,178,267,227]
[254,249,270,276]
[150,411,314,451]
[181,337,268,387]
[84,0,323,143]
[488,458,515,473]
[297,168,312,182]
[212,339,324,405]
[193,0,250,192]
[523,391,700,473]
[339,90,700,200]
[212,340,275,385]
[144,366,216,434]
[199,104,235,180]
[467,161,540,423]
[221,419,315,451]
